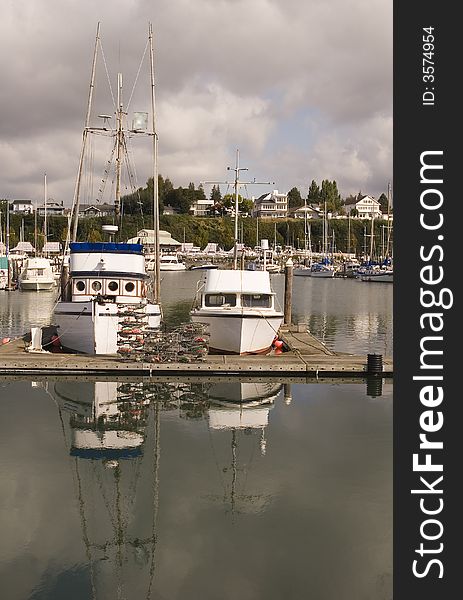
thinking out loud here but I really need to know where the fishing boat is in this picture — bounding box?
[190,268,283,354]
[159,254,187,271]
[53,24,162,354]
[191,151,282,354]
[19,256,55,291]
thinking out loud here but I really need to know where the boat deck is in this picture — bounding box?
[0,324,392,378]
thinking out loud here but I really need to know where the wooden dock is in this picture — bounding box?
[0,325,392,378]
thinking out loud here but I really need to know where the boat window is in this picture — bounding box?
[241,294,272,308]
[91,281,102,291]
[75,281,86,292]
[108,281,119,292]
[125,282,135,292]
[205,293,236,307]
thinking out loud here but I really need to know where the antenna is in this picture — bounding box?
[201,149,273,269]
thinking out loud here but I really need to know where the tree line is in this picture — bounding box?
[120,176,391,216]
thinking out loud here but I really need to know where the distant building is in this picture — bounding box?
[252,190,288,218]
[162,205,178,216]
[37,201,66,217]
[11,200,33,214]
[190,198,214,217]
[344,195,382,219]
[126,229,182,253]
[78,203,116,218]
[289,205,322,219]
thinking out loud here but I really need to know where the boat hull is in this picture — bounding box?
[191,310,283,354]
[54,300,161,354]
[19,279,55,291]
[361,272,393,283]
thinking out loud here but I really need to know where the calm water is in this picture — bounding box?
[0,272,393,356]
[0,378,392,600]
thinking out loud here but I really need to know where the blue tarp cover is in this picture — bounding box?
[70,242,143,255]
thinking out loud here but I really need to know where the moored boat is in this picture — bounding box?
[19,257,55,290]
[190,269,283,354]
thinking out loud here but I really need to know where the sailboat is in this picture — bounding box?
[309,201,336,277]
[18,176,55,291]
[53,23,162,354]
[190,151,283,354]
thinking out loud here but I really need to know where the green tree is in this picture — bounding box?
[307,179,320,201]
[210,185,222,203]
[319,179,342,213]
[377,193,389,213]
[287,187,303,209]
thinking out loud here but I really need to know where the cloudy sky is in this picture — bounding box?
[0,0,392,207]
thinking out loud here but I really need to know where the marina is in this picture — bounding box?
[0,10,394,600]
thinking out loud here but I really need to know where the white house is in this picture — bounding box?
[252,190,288,218]
[11,200,33,214]
[190,197,214,217]
[344,195,382,219]
[78,203,116,218]
[37,201,66,217]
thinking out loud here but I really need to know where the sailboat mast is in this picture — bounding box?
[44,173,48,256]
[149,22,161,303]
[233,150,240,270]
[386,181,392,258]
[114,73,123,220]
[34,195,38,256]
[71,22,100,242]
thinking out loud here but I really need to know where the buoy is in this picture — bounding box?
[273,339,284,349]
[1,337,10,345]
[274,348,283,355]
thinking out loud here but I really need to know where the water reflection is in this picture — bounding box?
[0,378,392,600]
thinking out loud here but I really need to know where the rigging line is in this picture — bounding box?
[99,39,117,111]
[126,38,149,111]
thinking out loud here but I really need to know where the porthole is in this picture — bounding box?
[108,281,119,292]
[75,281,85,292]
[92,281,102,291]
[125,282,135,292]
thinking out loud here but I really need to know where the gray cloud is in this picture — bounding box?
[0,0,392,205]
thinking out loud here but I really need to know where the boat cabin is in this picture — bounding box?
[196,270,277,311]
[69,242,148,303]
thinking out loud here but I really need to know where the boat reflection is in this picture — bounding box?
[205,382,283,519]
[51,380,160,599]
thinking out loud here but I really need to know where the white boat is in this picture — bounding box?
[361,267,393,283]
[53,25,162,354]
[54,241,161,354]
[308,262,336,278]
[190,269,283,354]
[191,152,282,354]
[19,256,55,290]
[158,254,186,271]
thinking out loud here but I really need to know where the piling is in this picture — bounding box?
[367,353,383,375]
[284,257,293,325]
[60,263,71,302]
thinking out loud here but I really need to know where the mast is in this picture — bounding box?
[6,202,11,289]
[114,73,123,221]
[44,173,48,257]
[369,213,375,263]
[71,22,100,243]
[34,194,38,257]
[386,181,392,259]
[149,22,161,302]
[232,150,245,269]
[202,149,271,269]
